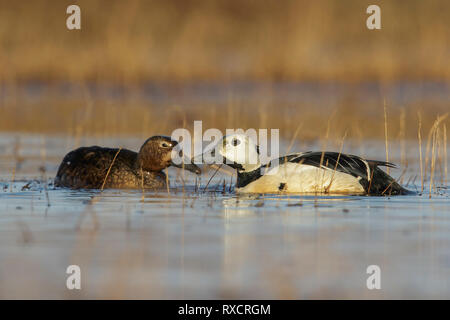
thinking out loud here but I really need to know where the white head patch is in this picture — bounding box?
[219,134,260,172]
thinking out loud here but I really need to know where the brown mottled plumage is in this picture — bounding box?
[55,136,200,189]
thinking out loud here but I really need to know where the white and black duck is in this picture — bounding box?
[195,133,411,195]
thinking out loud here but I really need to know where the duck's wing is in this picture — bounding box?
[274,152,396,181]
[55,146,138,188]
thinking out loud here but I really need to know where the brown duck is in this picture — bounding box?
[55,136,200,189]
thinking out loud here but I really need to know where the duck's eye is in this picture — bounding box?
[231,138,240,146]
[161,142,171,148]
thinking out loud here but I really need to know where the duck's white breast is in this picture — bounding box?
[236,162,365,194]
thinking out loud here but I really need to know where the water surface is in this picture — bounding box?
[0,133,449,299]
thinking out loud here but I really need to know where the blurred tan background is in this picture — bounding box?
[1,0,448,82]
[0,0,448,140]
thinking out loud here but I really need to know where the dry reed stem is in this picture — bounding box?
[140,167,145,203]
[430,129,437,198]
[417,112,424,193]
[319,113,333,187]
[286,123,303,155]
[384,99,390,175]
[10,166,15,193]
[182,116,187,199]
[325,130,347,193]
[10,137,21,192]
[425,113,448,196]
[436,127,443,186]
[367,166,376,195]
[424,114,448,182]
[381,168,407,196]
[40,136,50,207]
[399,108,406,183]
[444,124,448,186]
[281,124,303,187]
[165,168,170,197]
[424,127,432,183]
[203,164,223,193]
[101,147,122,191]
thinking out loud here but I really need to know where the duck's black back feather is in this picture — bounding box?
[273,152,410,195]
[280,152,370,179]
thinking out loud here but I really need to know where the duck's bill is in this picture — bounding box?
[170,160,201,175]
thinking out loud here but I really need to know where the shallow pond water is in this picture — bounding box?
[0,133,449,299]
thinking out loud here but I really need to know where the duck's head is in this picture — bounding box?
[197,133,261,172]
[138,136,201,174]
